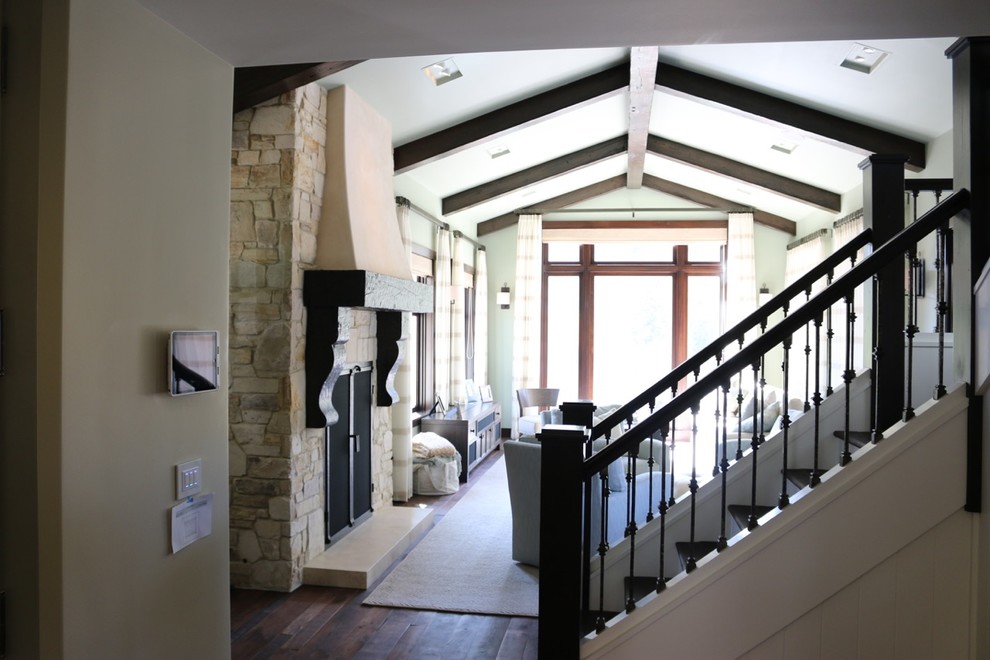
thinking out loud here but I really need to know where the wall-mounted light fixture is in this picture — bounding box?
[759,284,772,307]
[497,283,511,310]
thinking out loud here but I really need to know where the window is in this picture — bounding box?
[542,241,723,403]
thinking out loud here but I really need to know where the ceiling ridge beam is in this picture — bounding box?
[233,61,362,113]
[476,175,627,236]
[393,63,629,174]
[655,62,927,172]
[647,135,841,212]
[627,47,659,188]
[642,174,796,234]
[442,136,627,215]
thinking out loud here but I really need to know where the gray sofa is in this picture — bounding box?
[503,436,688,567]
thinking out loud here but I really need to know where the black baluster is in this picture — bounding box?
[811,313,823,486]
[717,384,730,551]
[735,349,745,461]
[656,424,669,593]
[712,352,723,478]
[904,245,918,421]
[841,292,855,466]
[779,333,792,506]
[668,384,678,508]
[935,220,948,399]
[645,398,657,522]
[802,286,813,412]
[748,362,761,530]
[625,444,637,613]
[595,457,609,632]
[825,268,835,396]
[685,402,701,572]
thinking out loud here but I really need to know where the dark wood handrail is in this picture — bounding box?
[585,188,970,477]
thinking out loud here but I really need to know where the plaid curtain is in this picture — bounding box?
[391,201,414,501]
[474,249,489,388]
[450,237,467,406]
[726,211,757,334]
[511,214,542,435]
[434,228,452,409]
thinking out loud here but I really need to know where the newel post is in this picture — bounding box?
[538,424,588,658]
[861,154,907,437]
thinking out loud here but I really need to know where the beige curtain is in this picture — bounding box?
[391,201,414,501]
[474,249,489,388]
[726,211,757,335]
[450,236,468,406]
[434,228,452,409]
[511,214,542,435]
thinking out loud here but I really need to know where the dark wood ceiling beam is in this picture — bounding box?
[627,47,659,189]
[642,174,796,234]
[476,175,627,236]
[233,61,363,113]
[656,62,927,172]
[393,63,629,174]
[443,136,627,215]
[647,135,841,212]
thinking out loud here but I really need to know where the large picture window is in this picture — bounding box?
[542,240,723,404]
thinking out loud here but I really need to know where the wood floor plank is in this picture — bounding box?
[229,449,539,660]
[352,608,419,658]
[386,610,438,659]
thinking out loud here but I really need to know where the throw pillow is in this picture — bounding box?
[592,438,627,492]
[739,401,782,434]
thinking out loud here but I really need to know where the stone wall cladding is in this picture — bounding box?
[229,86,327,591]
[229,84,394,592]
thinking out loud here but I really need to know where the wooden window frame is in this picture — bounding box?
[541,239,722,401]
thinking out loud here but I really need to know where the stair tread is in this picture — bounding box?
[624,575,666,602]
[832,429,871,448]
[783,468,826,489]
[727,503,775,529]
[674,540,720,569]
[582,609,619,636]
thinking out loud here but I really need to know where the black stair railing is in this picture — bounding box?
[538,188,970,657]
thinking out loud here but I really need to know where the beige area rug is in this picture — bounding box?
[363,456,539,617]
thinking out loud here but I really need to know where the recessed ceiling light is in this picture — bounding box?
[421,58,463,86]
[840,43,889,74]
[771,141,798,155]
[486,144,511,159]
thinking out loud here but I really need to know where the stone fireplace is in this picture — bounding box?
[228,83,428,591]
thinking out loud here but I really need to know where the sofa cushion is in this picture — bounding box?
[591,438,627,491]
[740,400,781,433]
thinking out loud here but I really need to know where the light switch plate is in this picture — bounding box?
[176,459,203,499]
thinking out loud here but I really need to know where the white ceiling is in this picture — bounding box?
[137,0,988,66]
[133,0,985,233]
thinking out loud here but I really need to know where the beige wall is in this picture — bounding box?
[1,0,233,657]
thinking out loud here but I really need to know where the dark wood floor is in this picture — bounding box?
[230,447,539,659]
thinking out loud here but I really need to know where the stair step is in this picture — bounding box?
[727,503,775,531]
[624,575,666,602]
[783,468,826,490]
[675,540,720,570]
[582,609,619,636]
[833,429,872,448]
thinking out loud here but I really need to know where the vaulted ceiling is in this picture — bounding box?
[314,39,955,237]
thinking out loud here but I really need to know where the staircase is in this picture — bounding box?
[582,385,972,658]
[533,186,979,657]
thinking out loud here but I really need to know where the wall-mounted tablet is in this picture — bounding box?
[168,330,219,396]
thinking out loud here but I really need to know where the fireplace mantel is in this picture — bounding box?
[303,269,433,428]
